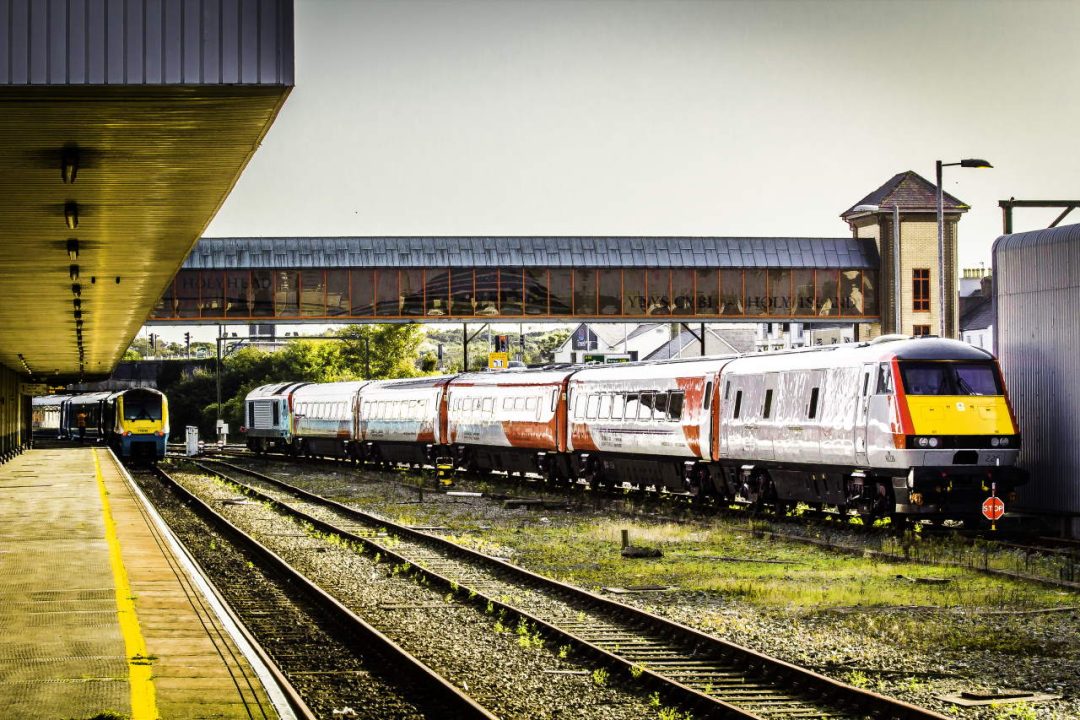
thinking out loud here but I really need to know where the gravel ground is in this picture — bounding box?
[167,466,662,720]
[210,457,1080,720]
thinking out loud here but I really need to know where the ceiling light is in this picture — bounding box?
[64,202,78,230]
[71,283,81,297]
[72,299,81,310]
[69,264,79,281]
[61,148,79,184]
[66,238,79,260]
[73,310,82,319]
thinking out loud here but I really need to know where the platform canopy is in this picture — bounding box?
[0,1,294,382]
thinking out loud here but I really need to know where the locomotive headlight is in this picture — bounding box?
[917,437,929,448]
[999,437,1010,447]
[990,437,1001,447]
[928,437,939,448]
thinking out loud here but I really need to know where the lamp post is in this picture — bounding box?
[852,203,900,335]
[936,158,992,337]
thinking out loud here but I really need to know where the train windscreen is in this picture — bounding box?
[900,362,1002,396]
[123,392,163,421]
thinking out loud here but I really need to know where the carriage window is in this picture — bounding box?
[525,397,538,411]
[763,389,773,419]
[625,393,639,420]
[611,393,625,420]
[653,392,669,421]
[551,389,559,412]
[733,390,743,418]
[724,381,730,400]
[704,381,713,409]
[808,387,820,419]
[514,397,525,411]
[861,372,870,397]
[272,403,280,425]
[572,394,581,419]
[598,394,612,419]
[667,391,684,421]
[637,393,654,420]
[483,397,494,413]
[502,397,512,410]
[586,394,600,420]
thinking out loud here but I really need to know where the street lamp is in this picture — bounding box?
[936,158,992,337]
[852,203,901,335]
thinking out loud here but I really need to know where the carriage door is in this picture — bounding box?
[854,363,875,466]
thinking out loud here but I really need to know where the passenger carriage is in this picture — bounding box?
[291,381,370,459]
[445,368,573,479]
[358,376,452,467]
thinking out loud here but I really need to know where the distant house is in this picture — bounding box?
[959,268,993,352]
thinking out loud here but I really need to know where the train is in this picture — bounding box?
[31,388,170,460]
[243,336,1025,522]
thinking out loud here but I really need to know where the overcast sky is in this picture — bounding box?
[203,0,1080,271]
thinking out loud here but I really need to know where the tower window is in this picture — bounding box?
[913,269,930,312]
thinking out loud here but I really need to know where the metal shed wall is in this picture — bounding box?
[0,0,294,85]
[994,223,1080,522]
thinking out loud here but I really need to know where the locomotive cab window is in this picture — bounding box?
[703,381,713,409]
[733,390,743,418]
[876,364,894,394]
[900,362,1002,395]
[808,387,819,419]
[762,389,773,419]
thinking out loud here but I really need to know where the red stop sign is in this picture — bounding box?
[982,496,1005,521]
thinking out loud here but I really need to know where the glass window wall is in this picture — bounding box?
[549,269,572,315]
[768,269,792,316]
[326,270,350,316]
[744,270,766,316]
[623,269,645,315]
[672,269,694,316]
[350,269,374,316]
[720,269,744,315]
[175,272,200,318]
[816,270,839,317]
[225,271,250,318]
[646,269,670,315]
[499,269,523,315]
[399,269,424,316]
[451,269,474,315]
[573,269,597,315]
[300,269,325,316]
[525,269,547,315]
[375,270,398,316]
[794,269,815,315]
[251,270,274,317]
[598,269,621,315]
[475,269,498,316]
[695,269,717,315]
[426,269,450,316]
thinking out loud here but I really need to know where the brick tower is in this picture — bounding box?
[841,171,969,338]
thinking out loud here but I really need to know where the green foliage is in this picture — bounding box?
[591,667,608,686]
[159,324,428,438]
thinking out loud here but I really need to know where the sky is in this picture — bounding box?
[181,0,1080,342]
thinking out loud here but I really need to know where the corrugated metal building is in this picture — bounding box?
[994,223,1080,534]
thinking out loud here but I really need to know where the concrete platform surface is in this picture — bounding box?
[0,447,280,720]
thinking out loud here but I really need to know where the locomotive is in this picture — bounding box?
[243,336,1024,521]
[32,388,170,460]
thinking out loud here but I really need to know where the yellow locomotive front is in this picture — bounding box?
[888,346,1024,517]
[113,389,169,460]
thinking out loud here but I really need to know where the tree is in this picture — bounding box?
[336,324,425,379]
[530,329,571,364]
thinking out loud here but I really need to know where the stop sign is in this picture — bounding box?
[982,496,1005,521]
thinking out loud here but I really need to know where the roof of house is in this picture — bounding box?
[960,294,994,332]
[841,171,968,218]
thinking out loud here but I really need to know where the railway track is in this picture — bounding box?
[131,464,497,720]
[187,456,949,720]
[197,447,1080,589]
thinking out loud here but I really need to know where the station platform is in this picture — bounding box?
[0,446,282,720]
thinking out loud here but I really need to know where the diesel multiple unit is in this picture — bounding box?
[32,389,170,460]
[244,337,1024,521]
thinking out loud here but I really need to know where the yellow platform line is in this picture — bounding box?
[94,449,160,720]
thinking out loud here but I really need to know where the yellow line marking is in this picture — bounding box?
[94,449,159,720]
